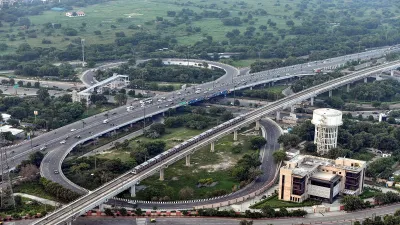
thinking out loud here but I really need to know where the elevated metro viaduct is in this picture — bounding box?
[32,59,400,225]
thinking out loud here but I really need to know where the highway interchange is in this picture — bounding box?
[1,46,399,224]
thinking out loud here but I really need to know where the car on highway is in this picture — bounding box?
[60,140,66,144]
[177,92,181,95]
[150,218,156,223]
[54,170,59,174]
[167,99,172,102]
[70,129,77,132]
[75,135,81,139]
[40,146,47,151]
[103,119,109,124]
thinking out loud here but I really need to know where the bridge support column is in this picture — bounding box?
[291,105,295,113]
[310,97,314,106]
[276,111,281,121]
[130,185,136,197]
[210,142,215,152]
[233,130,238,141]
[364,78,368,83]
[255,120,260,131]
[130,123,133,128]
[250,86,253,90]
[67,222,72,225]
[391,70,394,76]
[159,168,164,181]
[185,155,191,166]
[271,82,274,86]
[99,204,104,211]
[162,112,165,117]
[329,90,332,98]
[346,83,350,93]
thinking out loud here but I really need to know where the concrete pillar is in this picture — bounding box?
[159,168,164,181]
[346,83,350,93]
[310,97,314,106]
[233,130,238,141]
[130,185,136,197]
[99,204,104,211]
[162,112,165,117]
[250,86,253,90]
[271,82,274,86]
[364,77,367,83]
[185,155,190,166]
[210,142,215,152]
[255,120,260,131]
[276,111,281,121]
[130,123,133,128]
[329,90,332,98]
[391,70,394,76]
[67,222,72,225]
[290,105,295,113]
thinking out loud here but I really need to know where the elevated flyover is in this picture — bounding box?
[32,60,400,225]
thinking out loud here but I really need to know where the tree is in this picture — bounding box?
[341,196,365,211]
[19,164,39,181]
[273,150,287,162]
[221,111,234,121]
[234,99,240,106]
[149,123,166,135]
[278,133,301,148]
[128,89,135,97]
[179,187,194,200]
[34,82,40,88]
[304,142,317,153]
[104,208,114,216]
[29,152,45,167]
[250,136,267,149]
[261,205,275,218]
[114,93,127,106]
[142,141,166,155]
[37,88,50,101]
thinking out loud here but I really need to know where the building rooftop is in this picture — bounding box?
[311,171,337,181]
[286,155,365,177]
[0,125,24,136]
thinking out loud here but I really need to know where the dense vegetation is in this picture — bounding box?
[0,89,85,130]
[2,0,400,73]
[96,59,225,89]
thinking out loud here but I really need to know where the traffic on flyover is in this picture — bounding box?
[30,47,400,224]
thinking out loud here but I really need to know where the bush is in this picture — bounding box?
[104,208,114,216]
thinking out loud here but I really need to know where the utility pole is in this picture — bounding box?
[81,39,86,67]
[0,133,15,210]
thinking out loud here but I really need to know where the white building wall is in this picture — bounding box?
[307,185,330,199]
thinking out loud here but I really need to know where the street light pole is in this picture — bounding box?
[143,106,146,133]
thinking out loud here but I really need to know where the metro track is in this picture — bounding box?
[32,59,400,225]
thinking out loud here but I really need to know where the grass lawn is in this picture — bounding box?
[14,181,56,201]
[0,197,56,218]
[125,128,258,200]
[266,86,287,94]
[1,0,299,51]
[359,187,382,199]
[250,195,320,209]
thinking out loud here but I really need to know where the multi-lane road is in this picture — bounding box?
[0,46,396,224]
[31,55,400,224]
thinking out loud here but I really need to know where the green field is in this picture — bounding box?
[1,0,298,52]
[14,181,56,201]
[127,129,257,200]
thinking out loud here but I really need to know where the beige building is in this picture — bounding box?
[278,155,366,203]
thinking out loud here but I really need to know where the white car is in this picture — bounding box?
[167,99,172,102]
[70,129,77,132]
[60,140,66,144]
[177,92,181,95]
[40,146,47,151]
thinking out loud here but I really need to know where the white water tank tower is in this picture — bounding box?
[311,108,343,155]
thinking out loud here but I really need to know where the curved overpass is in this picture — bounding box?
[32,59,400,225]
[3,47,396,175]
